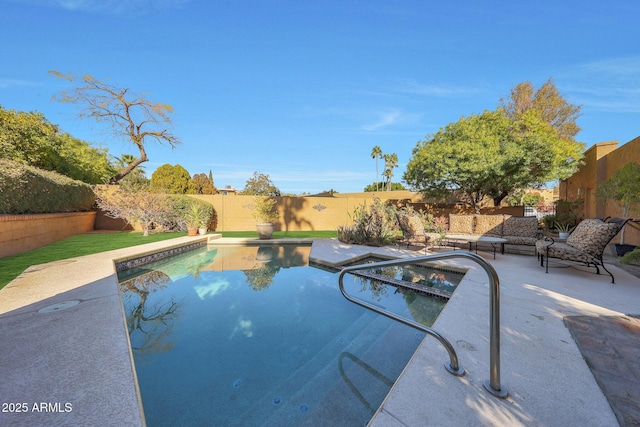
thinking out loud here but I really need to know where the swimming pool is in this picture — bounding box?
[117,244,463,426]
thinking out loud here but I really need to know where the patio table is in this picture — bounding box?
[444,234,507,259]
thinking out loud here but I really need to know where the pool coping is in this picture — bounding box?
[0,235,211,426]
[1,236,639,426]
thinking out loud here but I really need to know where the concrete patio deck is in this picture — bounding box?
[0,236,638,426]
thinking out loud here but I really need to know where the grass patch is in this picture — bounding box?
[0,231,183,289]
[0,230,337,289]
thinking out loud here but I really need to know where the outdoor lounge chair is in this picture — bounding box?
[396,213,440,252]
[535,218,631,283]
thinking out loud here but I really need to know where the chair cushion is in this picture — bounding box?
[503,216,539,238]
[448,214,474,234]
[536,240,596,264]
[504,235,538,246]
[397,213,424,238]
[397,213,428,245]
[474,214,504,236]
[566,219,620,258]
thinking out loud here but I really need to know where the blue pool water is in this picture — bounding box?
[117,245,462,426]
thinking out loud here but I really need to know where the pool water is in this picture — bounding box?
[117,245,461,426]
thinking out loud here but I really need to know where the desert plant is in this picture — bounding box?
[337,198,399,246]
[252,196,279,223]
[554,222,575,233]
[168,197,213,231]
[184,203,211,229]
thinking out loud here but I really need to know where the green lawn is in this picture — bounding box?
[0,230,337,289]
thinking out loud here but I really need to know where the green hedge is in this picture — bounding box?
[168,195,214,229]
[0,159,95,214]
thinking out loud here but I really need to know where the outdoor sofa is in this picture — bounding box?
[397,213,541,253]
[446,214,541,252]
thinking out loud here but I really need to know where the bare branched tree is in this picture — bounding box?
[50,71,180,184]
[93,185,175,235]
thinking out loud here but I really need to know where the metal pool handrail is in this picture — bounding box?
[337,251,508,398]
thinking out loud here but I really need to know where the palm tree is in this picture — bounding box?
[371,146,382,191]
[382,153,398,191]
[113,153,147,185]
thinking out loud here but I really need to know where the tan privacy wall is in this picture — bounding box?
[0,212,97,258]
[186,194,366,232]
[186,193,523,232]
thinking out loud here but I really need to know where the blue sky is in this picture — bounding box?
[2,0,639,194]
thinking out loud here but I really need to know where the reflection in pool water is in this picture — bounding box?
[117,245,461,426]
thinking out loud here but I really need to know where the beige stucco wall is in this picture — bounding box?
[560,136,640,246]
[187,193,524,232]
[0,212,97,258]
[187,194,365,232]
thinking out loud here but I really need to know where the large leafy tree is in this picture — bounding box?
[404,109,584,213]
[500,77,581,141]
[0,105,59,166]
[364,181,406,192]
[50,71,179,184]
[151,164,194,194]
[242,171,280,196]
[51,132,115,183]
[192,173,216,194]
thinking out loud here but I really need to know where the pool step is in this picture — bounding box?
[265,320,423,427]
[234,311,422,426]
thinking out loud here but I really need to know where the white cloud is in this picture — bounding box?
[560,56,640,113]
[193,279,229,300]
[0,79,39,89]
[394,79,481,97]
[362,110,402,131]
[10,0,189,14]
[358,108,424,134]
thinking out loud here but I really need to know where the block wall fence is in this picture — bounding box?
[0,212,96,258]
[157,192,524,233]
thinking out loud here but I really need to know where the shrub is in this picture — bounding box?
[337,198,398,246]
[168,196,214,230]
[94,185,174,235]
[0,159,94,214]
[620,248,640,266]
[542,214,557,230]
[555,200,581,228]
[94,187,215,235]
[252,196,279,222]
